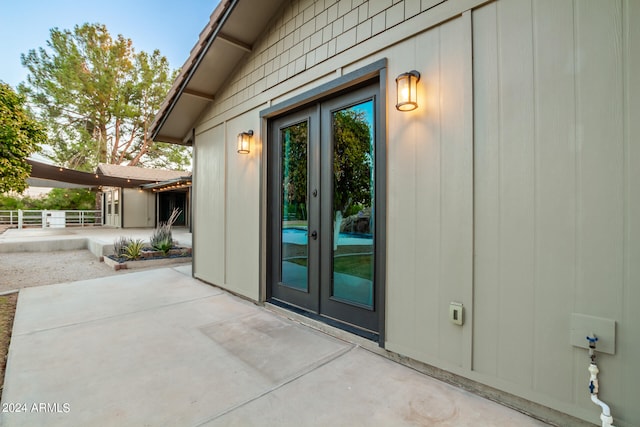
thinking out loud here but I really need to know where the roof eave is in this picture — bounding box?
[150,0,238,144]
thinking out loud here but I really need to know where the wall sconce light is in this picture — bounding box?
[237,130,253,154]
[396,70,421,111]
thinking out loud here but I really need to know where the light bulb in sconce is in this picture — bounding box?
[237,130,253,154]
[395,70,420,112]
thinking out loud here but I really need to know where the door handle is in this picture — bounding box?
[310,230,318,240]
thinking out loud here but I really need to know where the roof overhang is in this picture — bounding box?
[150,0,288,145]
[140,177,192,192]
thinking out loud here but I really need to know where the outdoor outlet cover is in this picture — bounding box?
[450,302,463,326]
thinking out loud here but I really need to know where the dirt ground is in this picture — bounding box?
[0,293,17,399]
[0,249,164,293]
[0,250,116,292]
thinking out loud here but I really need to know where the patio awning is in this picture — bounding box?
[27,159,176,189]
[27,159,191,190]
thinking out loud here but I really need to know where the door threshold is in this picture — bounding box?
[266,298,381,345]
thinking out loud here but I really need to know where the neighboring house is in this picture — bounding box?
[96,163,191,228]
[150,1,639,426]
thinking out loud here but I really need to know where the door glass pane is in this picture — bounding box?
[113,190,119,215]
[331,100,374,308]
[281,121,309,291]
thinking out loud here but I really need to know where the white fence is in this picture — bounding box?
[0,210,103,228]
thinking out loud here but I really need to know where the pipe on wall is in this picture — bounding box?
[587,335,615,427]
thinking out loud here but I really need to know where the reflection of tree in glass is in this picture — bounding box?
[282,122,308,221]
[333,109,372,246]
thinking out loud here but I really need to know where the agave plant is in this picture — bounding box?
[153,237,173,255]
[150,224,174,254]
[123,239,145,260]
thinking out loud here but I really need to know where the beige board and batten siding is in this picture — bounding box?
[384,12,474,373]
[193,124,226,288]
[224,114,261,301]
[188,0,639,425]
[121,188,155,228]
[193,117,260,301]
[472,0,639,425]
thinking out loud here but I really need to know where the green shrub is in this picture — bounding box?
[0,189,96,210]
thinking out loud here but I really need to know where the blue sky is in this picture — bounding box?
[0,0,220,88]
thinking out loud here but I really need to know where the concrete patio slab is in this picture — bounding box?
[1,267,549,426]
[11,268,217,334]
[202,346,544,427]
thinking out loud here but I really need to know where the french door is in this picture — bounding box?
[268,84,382,336]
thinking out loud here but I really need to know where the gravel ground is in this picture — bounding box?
[0,249,157,293]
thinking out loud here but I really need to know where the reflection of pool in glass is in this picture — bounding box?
[282,227,373,306]
[282,227,372,246]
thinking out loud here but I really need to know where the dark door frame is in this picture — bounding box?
[318,86,379,333]
[261,59,388,346]
[268,106,320,313]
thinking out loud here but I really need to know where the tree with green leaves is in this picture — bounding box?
[0,188,95,210]
[332,108,372,249]
[332,109,372,217]
[282,121,308,220]
[0,82,47,193]
[19,23,189,171]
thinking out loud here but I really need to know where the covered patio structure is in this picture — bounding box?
[25,159,191,229]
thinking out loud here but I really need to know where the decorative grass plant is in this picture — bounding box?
[150,208,181,254]
[113,236,133,258]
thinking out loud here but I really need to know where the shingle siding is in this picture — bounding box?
[208,0,448,117]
